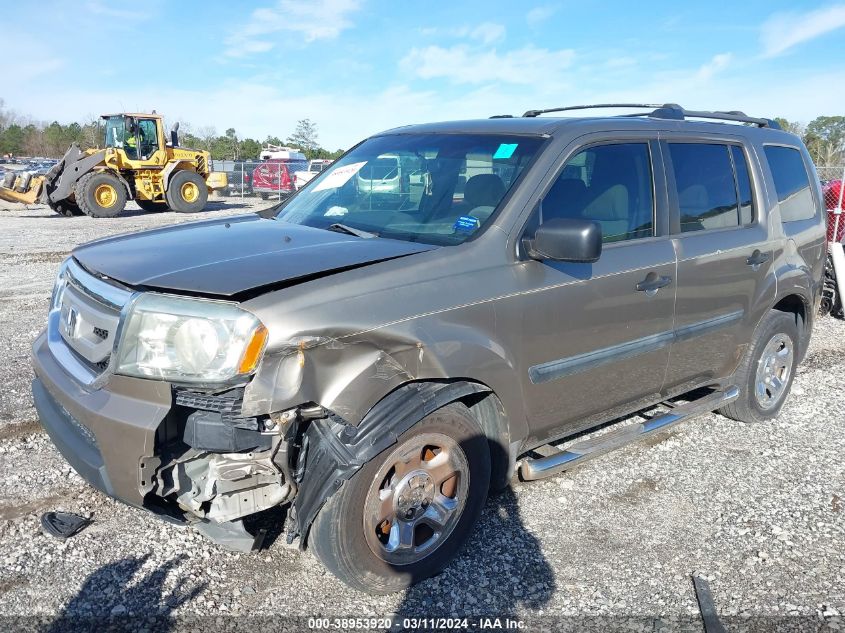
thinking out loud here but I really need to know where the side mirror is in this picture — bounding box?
[526,218,602,262]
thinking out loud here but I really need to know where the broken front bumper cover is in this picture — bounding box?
[31,330,279,552]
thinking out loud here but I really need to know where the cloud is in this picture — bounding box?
[526,5,559,27]
[760,4,845,57]
[225,0,361,57]
[419,22,506,44]
[85,0,155,20]
[468,23,506,44]
[694,52,732,81]
[401,44,575,85]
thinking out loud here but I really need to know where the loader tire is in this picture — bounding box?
[135,199,168,212]
[49,199,82,217]
[76,172,127,218]
[166,170,207,213]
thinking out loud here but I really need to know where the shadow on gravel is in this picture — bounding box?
[206,201,252,211]
[394,486,555,625]
[46,553,206,632]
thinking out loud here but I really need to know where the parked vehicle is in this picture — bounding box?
[821,179,845,318]
[252,146,307,199]
[219,162,254,197]
[355,153,406,205]
[294,159,333,189]
[32,104,826,594]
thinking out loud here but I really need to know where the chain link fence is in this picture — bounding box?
[211,159,314,202]
[822,167,844,243]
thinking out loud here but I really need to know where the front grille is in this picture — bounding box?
[48,259,132,385]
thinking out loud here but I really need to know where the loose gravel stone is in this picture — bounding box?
[0,199,843,631]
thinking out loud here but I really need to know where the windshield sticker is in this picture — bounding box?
[313,161,367,192]
[453,215,481,233]
[324,206,349,217]
[493,143,518,160]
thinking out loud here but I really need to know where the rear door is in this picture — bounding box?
[661,137,776,391]
[518,138,677,446]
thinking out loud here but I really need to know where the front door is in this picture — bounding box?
[518,140,677,446]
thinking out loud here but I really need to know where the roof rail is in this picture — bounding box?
[521,103,781,129]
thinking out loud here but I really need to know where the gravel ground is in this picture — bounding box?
[0,198,843,632]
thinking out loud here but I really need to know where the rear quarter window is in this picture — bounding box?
[764,145,816,222]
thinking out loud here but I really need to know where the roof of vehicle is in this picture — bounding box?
[101,113,163,119]
[375,104,802,144]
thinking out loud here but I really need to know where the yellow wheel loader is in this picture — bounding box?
[0,113,227,217]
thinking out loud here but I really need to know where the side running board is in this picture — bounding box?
[519,386,740,481]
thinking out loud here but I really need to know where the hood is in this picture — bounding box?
[72,215,437,298]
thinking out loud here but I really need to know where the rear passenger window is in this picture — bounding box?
[542,143,654,243]
[669,143,748,232]
[731,146,754,225]
[764,146,815,222]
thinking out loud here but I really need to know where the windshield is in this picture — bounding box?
[275,133,544,245]
[103,116,126,148]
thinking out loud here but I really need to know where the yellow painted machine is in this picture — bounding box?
[0,113,227,217]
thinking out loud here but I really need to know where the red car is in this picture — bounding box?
[823,180,844,242]
[252,147,308,199]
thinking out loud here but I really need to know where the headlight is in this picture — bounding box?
[114,293,267,384]
[50,260,69,312]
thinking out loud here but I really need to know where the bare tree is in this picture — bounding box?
[196,125,217,152]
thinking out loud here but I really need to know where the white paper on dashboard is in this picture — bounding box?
[312,162,367,192]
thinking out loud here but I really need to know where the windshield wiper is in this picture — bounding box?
[326,223,378,239]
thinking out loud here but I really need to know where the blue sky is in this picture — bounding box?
[2,0,844,149]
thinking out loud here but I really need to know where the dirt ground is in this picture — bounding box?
[0,198,843,631]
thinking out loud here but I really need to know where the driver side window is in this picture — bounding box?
[541,143,654,243]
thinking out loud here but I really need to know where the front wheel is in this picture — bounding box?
[75,172,127,218]
[310,403,490,594]
[166,170,208,213]
[719,310,799,423]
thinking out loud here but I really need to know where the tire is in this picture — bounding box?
[75,171,127,218]
[719,310,800,423]
[166,170,208,213]
[135,199,168,212]
[49,199,82,217]
[310,402,491,594]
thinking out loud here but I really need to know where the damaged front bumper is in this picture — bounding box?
[31,330,295,552]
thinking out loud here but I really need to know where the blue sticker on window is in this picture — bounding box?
[493,143,518,159]
[453,215,481,233]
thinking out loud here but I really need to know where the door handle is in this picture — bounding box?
[636,273,673,293]
[746,250,771,268]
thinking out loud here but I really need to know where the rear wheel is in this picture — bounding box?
[135,199,168,212]
[75,172,127,218]
[719,310,799,423]
[310,403,490,594]
[166,170,207,213]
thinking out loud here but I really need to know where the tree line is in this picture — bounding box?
[0,99,343,161]
[772,116,844,166]
[1,98,841,166]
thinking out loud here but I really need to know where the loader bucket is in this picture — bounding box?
[0,173,44,205]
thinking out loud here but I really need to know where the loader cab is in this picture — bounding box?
[101,114,164,162]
